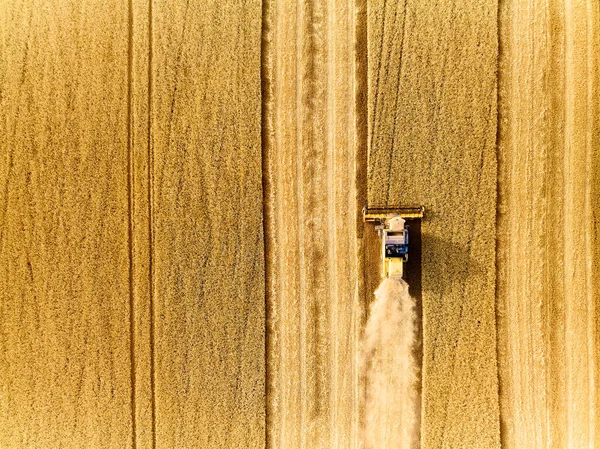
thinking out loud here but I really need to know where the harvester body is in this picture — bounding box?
[363,206,424,279]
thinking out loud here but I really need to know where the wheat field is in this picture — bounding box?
[0,0,598,448]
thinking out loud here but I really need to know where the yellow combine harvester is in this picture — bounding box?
[363,206,425,279]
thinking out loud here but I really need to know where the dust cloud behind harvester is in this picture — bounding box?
[361,278,419,449]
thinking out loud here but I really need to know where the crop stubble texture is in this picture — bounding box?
[146,0,265,447]
[367,1,501,448]
[496,1,600,447]
[263,0,362,447]
[0,0,133,447]
[1,0,265,448]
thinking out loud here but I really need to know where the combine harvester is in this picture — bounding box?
[361,205,425,447]
[363,205,424,279]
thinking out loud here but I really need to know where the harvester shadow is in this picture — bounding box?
[404,221,486,367]
[402,221,485,441]
[405,227,486,299]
